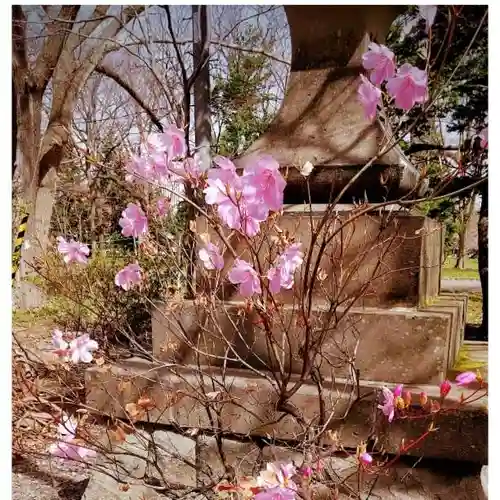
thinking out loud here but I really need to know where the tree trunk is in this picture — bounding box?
[478,183,488,336]
[14,169,58,310]
[455,194,476,269]
[455,226,466,269]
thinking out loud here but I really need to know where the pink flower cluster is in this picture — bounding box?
[57,236,90,265]
[199,242,225,271]
[52,329,98,364]
[115,262,142,290]
[119,203,148,239]
[358,42,429,120]
[267,244,304,293]
[379,372,482,422]
[48,413,96,461]
[126,125,196,185]
[226,244,304,298]
[204,155,285,237]
[255,462,297,500]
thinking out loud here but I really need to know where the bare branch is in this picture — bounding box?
[33,5,80,89]
[95,64,163,132]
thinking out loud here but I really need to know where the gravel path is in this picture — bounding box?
[12,456,89,500]
[441,279,481,292]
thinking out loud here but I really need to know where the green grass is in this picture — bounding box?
[441,256,479,280]
[466,291,483,325]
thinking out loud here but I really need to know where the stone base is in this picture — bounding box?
[83,427,486,499]
[152,297,465,385]
[85,359,487,463]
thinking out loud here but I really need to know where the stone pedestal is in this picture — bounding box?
[234,6,427,203]
[84,5,481,466]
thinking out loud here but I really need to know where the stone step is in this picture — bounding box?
[85,359,487,463]
[82,427,486,500]
[152,297,464,385]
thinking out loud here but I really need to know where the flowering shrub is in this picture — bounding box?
[15,8,489,498]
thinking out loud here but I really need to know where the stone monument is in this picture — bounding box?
[85,7,486,489]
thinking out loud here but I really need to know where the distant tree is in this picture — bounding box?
[211,27,276,157]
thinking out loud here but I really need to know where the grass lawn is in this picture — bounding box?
[441,256,479,280]
[466,291,483,325]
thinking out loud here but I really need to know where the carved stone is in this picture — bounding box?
[235,6,425,202]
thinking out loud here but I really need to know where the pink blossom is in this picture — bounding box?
[199,242,224,270]
[386,63,428,111]
[267,244,304,293]
[419,5,437,33]
[56,236,90,265]
[58,414,78,440]
[357,74,382,121]
[393,384,403,398]
[49,441,96,461]
[257,463,297,490]
[456,371,477,386]
[49,413,95,462]
[214,155,237,171]
[378,386,395,422]
[126,154,153,183]
[440,379,452,398]
[228,259,261,297]
[255,463,297,500]
[204,169,267,236]
[156,197,171,216]
[183,155,203,180]
[255,487,296,500]
[218,199,268,237]
[362,42,396,85]
[479,127,488,149]
[148,125,186,159]
[69,334,99,364]
[359,452,373,465]
[119,203,148,238]
[243,155,286,212]
[52,329,70,360]
[299,466,313,478]
[115,263,142,291]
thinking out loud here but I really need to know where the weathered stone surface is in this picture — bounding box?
[233,6,424,203]
[425,297,466,369]
[152,301,455,384]
[316,465,487,500]
[99,431,151,480]
[86,359,356,440]
[83,431,157,500]
[149,431,196,486]
[198,436,261,482]
[261,444,304,467]
[86,360,487,462]
[83,476,157,500]
[195,210,442,308]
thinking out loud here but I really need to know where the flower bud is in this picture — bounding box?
[419,391,428,407]
[439,380,452,398]
[403,390,412,408]
[359,452,373,465]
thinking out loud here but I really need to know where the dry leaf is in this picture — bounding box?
[137,396,155,411]
[110,426,127,443]
[125,402,144,422]
[189,220,197,232]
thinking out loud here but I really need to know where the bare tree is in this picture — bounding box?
[12,5,145,307]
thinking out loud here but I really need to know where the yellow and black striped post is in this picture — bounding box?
[12,213,29,285]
